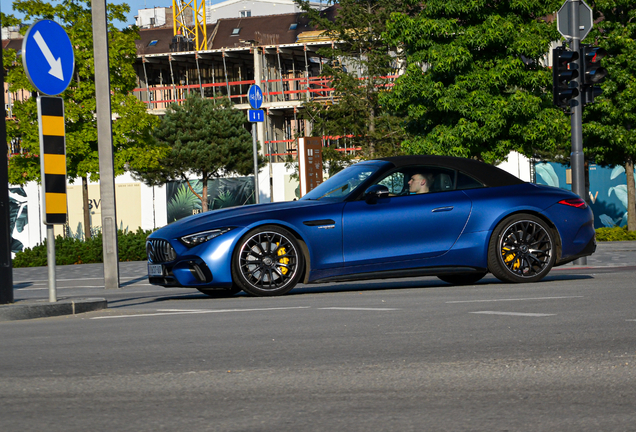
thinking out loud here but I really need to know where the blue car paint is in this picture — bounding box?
[148,199,351,287]
[342,190,472,265]
[147,158,596,290]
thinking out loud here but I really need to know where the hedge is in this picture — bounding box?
[594,226,636,242]
[12,228,152,268]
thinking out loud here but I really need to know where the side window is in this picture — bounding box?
[372,166,457,196]
[377,171,405,194]
[430,168,455,192]
[456,171,484,190]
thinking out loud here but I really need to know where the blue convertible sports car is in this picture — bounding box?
[147,156,596,297]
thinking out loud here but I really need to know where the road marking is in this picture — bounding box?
[90,306,311,320]
[471,311,555,317]
[319,307,399,311]
[447,296,583,304]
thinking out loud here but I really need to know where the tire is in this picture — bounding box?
[488,214,556,283]
[438,272,487,285]
[232,225,305,296]
[196,285,242,298]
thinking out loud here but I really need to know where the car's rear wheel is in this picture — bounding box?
[196,285,242,298]
[488,214,556,283]
[437,272,487,285]
[232,225,304,296]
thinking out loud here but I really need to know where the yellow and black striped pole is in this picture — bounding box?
[38,97,67,225]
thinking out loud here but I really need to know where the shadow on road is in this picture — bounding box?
[132,273,595,302]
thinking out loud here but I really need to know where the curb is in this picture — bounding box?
[0,298,107,322]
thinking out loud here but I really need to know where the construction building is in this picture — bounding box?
[134,6,342,162]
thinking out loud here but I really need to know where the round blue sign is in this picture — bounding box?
[22,20,75,96]
[248,84,263,109]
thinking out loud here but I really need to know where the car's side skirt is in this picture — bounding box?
[309,266,488,284]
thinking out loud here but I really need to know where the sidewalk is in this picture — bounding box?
[578,240,636,268]
[3,241,635,322]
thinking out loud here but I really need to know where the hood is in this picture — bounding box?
[150,199,327,238]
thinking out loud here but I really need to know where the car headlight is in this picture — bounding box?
[179,228,232,247]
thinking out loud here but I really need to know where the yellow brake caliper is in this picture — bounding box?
[277,243,289,275]
[502,247,521,270]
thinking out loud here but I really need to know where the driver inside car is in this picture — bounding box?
[407,173,434,194]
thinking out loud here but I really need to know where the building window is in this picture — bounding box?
[239,10,251,17]
[289,23,298,30]
[231,28,241,35]
[148,40,158,47]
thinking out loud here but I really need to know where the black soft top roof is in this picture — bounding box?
[377,155,525,188]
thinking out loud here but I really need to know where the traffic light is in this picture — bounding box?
[580,44,608,106]
[552,46,579,108]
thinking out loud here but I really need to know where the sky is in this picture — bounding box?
[1,0,187,29]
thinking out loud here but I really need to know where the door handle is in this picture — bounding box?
[432,206,454,212]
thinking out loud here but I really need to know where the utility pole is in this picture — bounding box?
[92,0,121,288]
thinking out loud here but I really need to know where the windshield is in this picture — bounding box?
[301,163,382,201]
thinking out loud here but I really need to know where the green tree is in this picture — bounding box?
[383,0,570,164]
[5,0,158,239]
[131,94,261,212]
[295,0,412,165]
[582,0,636,231]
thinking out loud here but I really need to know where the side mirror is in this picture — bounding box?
[364,184,390,204]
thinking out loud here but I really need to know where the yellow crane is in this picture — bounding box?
[172,0,207,51]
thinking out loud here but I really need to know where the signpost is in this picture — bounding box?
[247,84,263,203]
[22,20,74,302]
[298,137,324,196]
[22,20,75,97]
[557,0,593,41]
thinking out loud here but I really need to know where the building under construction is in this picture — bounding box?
[133,6,343,162]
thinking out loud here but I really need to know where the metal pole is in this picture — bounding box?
[0,5,14,304]
[252,123,260,204]
[569,0,587,265]
[92,0,121,288]
[195,53,204,98]
[46,225,57,302]
[168,55,177,103]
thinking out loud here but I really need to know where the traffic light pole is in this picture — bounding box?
[569,0,587,265]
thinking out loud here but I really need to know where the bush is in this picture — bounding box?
[595,227,636,242]
[12,228,152,267]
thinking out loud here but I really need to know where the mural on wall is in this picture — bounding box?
[9,187,29,253]
[535,162,636,229]
[166,177,255,223]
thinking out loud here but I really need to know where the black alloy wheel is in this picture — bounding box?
[488,214,556,283]
[232,225,304,296]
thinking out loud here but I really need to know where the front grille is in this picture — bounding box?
[146,239,177,263]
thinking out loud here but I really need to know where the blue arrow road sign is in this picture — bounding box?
[248,109,265,122]
[22,20,75,96]
[248,84,263,109]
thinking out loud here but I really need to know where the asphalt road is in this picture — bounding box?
[2,245,636,431]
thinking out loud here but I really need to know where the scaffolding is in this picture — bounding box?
[135,42,397,162]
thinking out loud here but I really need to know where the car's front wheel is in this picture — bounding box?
[488,214,556,283]
[232,225,304,296]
